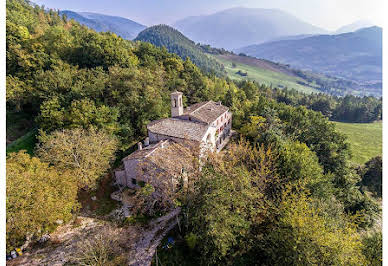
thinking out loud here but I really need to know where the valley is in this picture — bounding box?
[237,26,382,93]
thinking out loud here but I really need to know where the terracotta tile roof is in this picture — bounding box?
[147,118,209,142]
[185,101,229,124]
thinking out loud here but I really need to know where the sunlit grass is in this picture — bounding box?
[213,55,319,94]
[333,121,382,165]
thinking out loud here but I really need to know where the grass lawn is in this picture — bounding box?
[332,121,382,165]
[213,55,319,94]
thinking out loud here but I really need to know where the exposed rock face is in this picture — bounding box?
[8,209,181,266]
[7,217,138,266]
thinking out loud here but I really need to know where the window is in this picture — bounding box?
[179,98,182,107]
[131,178,137,185]
[174,99,177,107]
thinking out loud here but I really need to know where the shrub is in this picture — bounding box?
[74,227,126,266]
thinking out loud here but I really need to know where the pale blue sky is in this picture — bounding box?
[33,0,384,31]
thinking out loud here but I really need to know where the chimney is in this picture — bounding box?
[171,91,184,117]
[137,142,142,150]
[144,137,150,147]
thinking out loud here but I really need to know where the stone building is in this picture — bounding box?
[115,91,232,189]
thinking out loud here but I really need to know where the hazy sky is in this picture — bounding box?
[33,0,384,31]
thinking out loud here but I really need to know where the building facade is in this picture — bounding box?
[115,91,232,188]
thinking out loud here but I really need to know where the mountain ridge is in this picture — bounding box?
[237,26,382,86]
[335,20,376,34]
[59,10,146,40]
[173,7,328,49]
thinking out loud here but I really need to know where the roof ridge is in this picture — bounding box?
[145,140,169,158]
[191,101,211,115]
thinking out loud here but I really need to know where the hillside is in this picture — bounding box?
[333,121,382,164]
[213,54,381,96]
[173,7,327,50]
[237,27,382,88]
[214,54,319,94]
[59,10,146,40]
[135,25,225,75]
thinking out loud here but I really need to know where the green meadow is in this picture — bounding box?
[333,121,382,165]
[213,55,319,94]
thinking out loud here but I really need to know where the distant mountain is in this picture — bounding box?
[335,20,375,34]
[135,25,225,75]
[59,11,146,40]
[173,7,328,50]
[266,34,316,43]
[237,26,382,85]
[214,53,381,96]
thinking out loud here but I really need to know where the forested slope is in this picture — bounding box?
[135,24,226,76]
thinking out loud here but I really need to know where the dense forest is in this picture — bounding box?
[135,24,226,76]
[270,87,382,122]
[6,0,381,265]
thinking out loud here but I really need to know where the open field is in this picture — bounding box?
[213,54,320,94]
[333,121,382,165]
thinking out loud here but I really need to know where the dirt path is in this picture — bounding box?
[128,208,181,266]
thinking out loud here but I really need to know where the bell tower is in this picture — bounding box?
[171,91,183,117]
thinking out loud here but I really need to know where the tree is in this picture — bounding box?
[186,140,278,263]
[6,151,78,251]
[36,127,118,190]
[276,140,332,198]
[361,156,382,197]
[362,231,382,266]
[260,188,367,265]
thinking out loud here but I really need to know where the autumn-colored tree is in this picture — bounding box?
[37,127,118,189]
[6,151,78,251]
[261,188,367,265]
